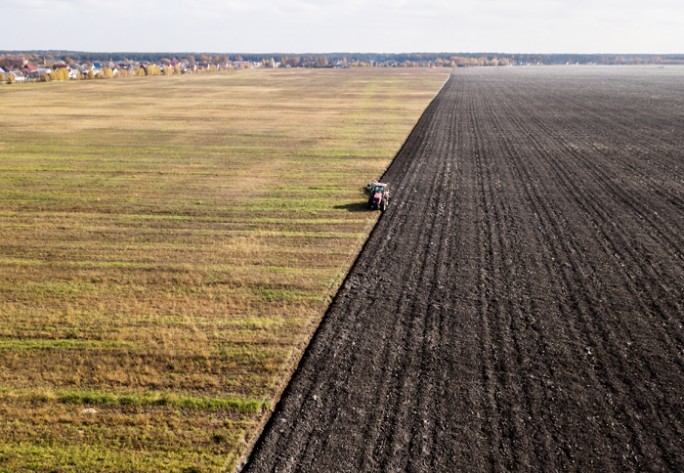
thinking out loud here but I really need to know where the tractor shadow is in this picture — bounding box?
[334,202,369,212]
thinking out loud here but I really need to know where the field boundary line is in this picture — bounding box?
[233,70,454,473]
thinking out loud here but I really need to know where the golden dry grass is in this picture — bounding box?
[0,68,447,472]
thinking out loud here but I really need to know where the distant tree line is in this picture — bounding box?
[2,51,683,86]
[2,51,683,68]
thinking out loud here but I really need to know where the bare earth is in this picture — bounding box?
[242,66,684,472]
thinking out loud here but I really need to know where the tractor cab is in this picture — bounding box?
[367,182,390,211]
[370,184,386,194]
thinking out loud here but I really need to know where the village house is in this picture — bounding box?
[22,63,39,79]
[10,70,26,82]
[35,67,51,79]
[91,62,104,77]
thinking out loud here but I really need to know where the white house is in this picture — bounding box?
[10,70,26,82]
[68,67,80,80]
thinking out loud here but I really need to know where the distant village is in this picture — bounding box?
[0,55,273,84]
[0,54,501,85]
[2,52,682,84]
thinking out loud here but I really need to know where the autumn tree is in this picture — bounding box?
[144,64,161,76]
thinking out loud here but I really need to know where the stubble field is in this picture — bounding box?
[0,68,447,472]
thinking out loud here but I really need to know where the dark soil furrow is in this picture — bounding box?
[486,82,684,469]
[482,91,626,471]
[474,85,562,472]
[514,99,684,359]
[493,98,671,468]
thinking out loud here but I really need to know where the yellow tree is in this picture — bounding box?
[145,64,161,76]
[51,68,68,80]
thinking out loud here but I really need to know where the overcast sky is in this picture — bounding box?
[1,0,682,53]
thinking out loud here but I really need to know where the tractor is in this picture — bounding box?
[367,182,390,211]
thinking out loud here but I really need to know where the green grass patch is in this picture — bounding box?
[0,387,269,414]
[0,443,231,473]
[57,390,270,413]
[0,339,131,351]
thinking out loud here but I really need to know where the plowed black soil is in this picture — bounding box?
[242,67,684,472]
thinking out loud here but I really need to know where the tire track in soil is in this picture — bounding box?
[503,95,684,469]
[482,86,661,470]
[241,67,684,473]
[483,91,628,471]
[489,78,684,469]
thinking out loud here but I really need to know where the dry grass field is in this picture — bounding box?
[0,68,446,472]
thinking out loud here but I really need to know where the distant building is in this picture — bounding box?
[10,70,26,82]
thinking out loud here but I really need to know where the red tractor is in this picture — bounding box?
[367,182,390,211]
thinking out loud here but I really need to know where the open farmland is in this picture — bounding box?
[0,68,447,472]
[244,66,684,472]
